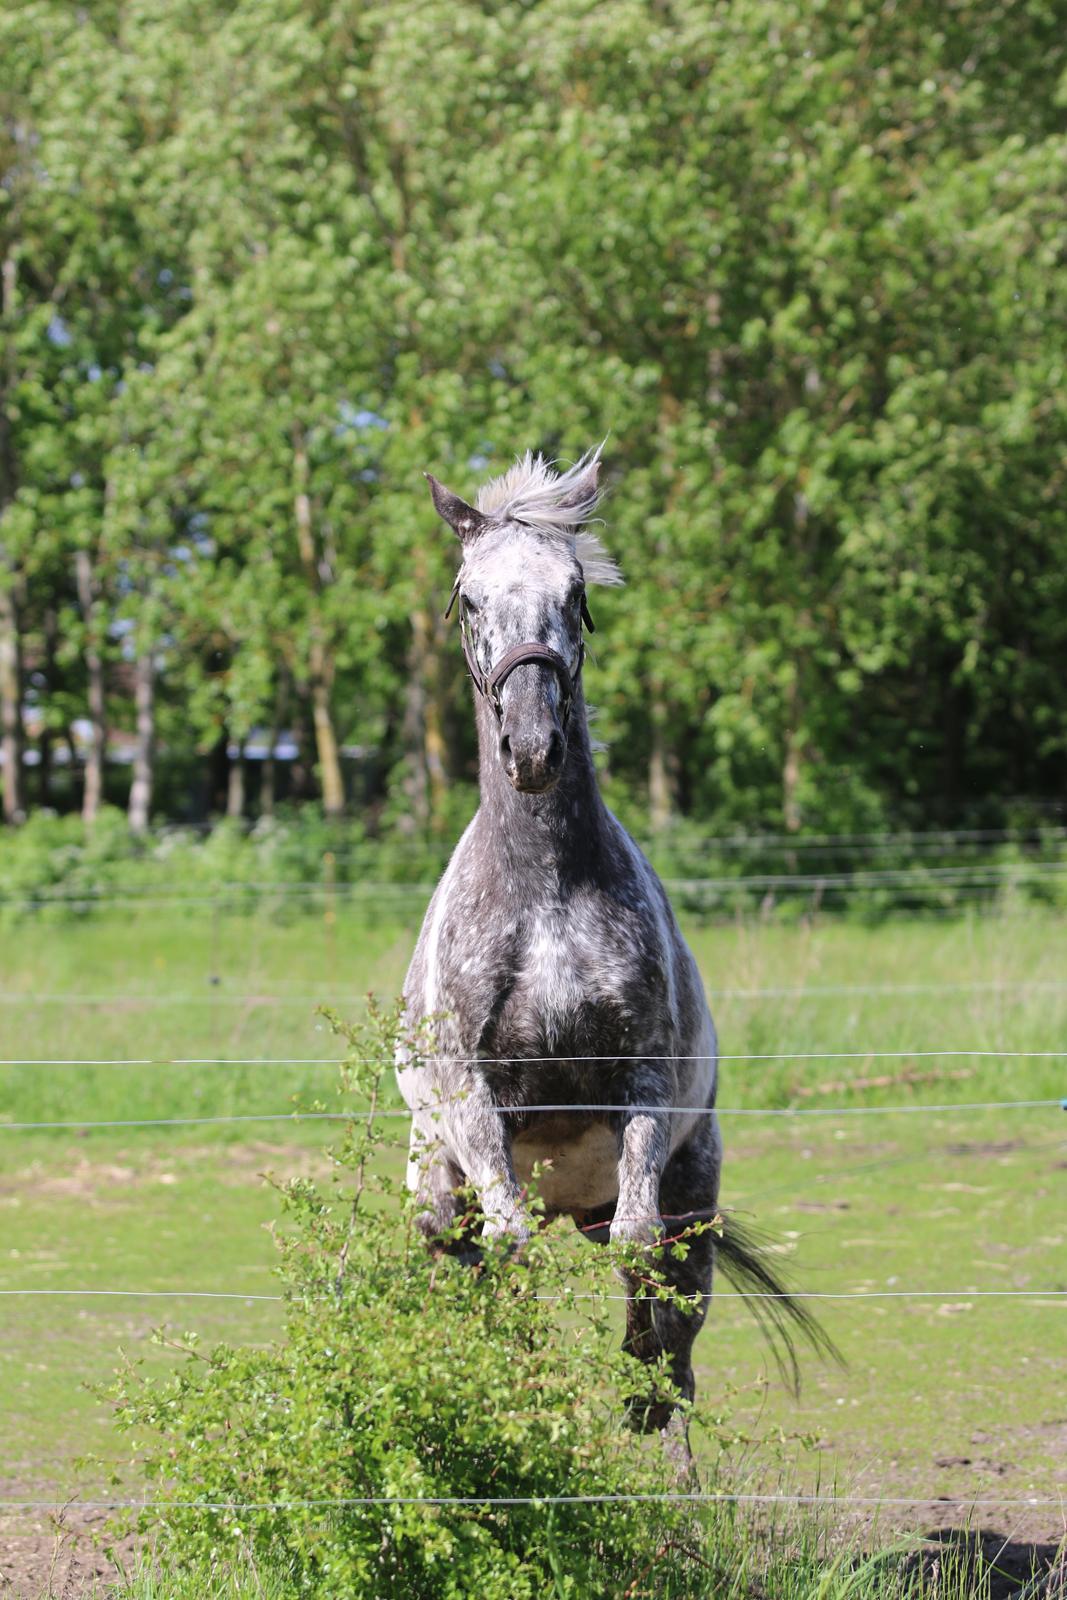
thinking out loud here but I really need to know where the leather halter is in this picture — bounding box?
[445,582,595,724]
[463,627,581,723]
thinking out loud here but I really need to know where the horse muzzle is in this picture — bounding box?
[499,725,567,792]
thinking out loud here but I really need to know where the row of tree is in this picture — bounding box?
[2,0,1066,837]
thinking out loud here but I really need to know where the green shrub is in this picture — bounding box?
[4,806,1065,925]
[105,1003,725,1599]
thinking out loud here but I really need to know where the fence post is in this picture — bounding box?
[324,849,337,986]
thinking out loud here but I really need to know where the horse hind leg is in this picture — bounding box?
[621,1118,721,1440]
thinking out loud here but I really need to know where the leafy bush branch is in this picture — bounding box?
[104,1001,759,1598]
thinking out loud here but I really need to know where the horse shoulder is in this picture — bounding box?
[609,820,717,1048]
[408,843,527,1049]
[403,818,482,1021]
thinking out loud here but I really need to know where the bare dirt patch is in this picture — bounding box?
[0,1483,137,1600]
[0,1142,325,1205]
[911,1530,1067,1600]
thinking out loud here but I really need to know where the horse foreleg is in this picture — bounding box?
[610,1094,671,1247]
[406,1120,475,1255]
[448,1092,533,1250]
[621,1115,721,1437]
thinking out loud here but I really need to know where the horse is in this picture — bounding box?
[397,446,826,1430]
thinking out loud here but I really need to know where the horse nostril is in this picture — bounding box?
[547,730,565,770]
[499,731,512,765]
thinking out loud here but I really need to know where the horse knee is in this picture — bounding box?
[480,1212,533,1253]
[610,1210,663,1248]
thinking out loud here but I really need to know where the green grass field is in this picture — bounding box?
[0,904,1064,1596]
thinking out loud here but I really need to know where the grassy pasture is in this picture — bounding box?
[0,904,1064,1595]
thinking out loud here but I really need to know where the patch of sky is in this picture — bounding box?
[188,513,216,558]
[338,401,389,432]
[47,315,73,347]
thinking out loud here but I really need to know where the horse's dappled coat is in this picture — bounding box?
[398,448,830,1424]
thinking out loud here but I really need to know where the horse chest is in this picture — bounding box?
[516,912,600,1014]
[422,872,668,1059]
[488,908,650,1056]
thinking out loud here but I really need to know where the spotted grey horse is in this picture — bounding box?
[398,447,827,1426]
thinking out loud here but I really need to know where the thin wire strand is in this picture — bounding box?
[0,1289,282,1301]
[4,977,1067,1004]
[4,858,1067,907]
[2,903,1055,929]
[539,1290,1067,1303]
[0,1287,1062,1304]
[133,819,1067,849]
[1,1098,1062,1132]
[0,1491,1060,1510]
[8,861,1065,895]
[5,1048,1067,1066]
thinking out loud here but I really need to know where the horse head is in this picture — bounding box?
[426,447,619,794]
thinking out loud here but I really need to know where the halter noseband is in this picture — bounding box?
[445,583,595,724]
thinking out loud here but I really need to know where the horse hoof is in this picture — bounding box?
[481,1225,532,1262]
[660,1411,696,1478]
[624,1392,676,1435]
[609,1216,664,1250]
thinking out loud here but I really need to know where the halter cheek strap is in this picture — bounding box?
[460,620,582,724]
[446,578,594,724]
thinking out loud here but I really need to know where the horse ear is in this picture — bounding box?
[425,473,490,542]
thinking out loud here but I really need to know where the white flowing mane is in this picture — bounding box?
[474,447,622,586]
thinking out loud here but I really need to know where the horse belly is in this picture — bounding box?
[512,1120,619,1211]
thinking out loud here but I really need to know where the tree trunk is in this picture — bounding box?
[75,547,107,824]
[261,670,288,817]
[942,671,968,822]
[128,647,155,833]
[400,651,430,832]
[37,604,60,807]
[782,731,803,834]
[207,732,229,816]
[0,576,23,824]
[782,673,804,834]
[402,523,457,832]
[647,688,677,832]
[1,251,23,825]
[411,600,450,823]
[292,427,344,817]
[286,687,314,801]
[226,738,246,819]
[309,676,344,815]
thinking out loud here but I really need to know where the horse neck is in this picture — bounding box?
[473,691,609,881]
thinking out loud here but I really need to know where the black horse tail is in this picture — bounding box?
[714,1213,843,1396]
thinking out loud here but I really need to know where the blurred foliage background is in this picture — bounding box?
[1,0,1066,845]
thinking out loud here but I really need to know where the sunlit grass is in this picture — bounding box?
[1,907,1064,1596]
